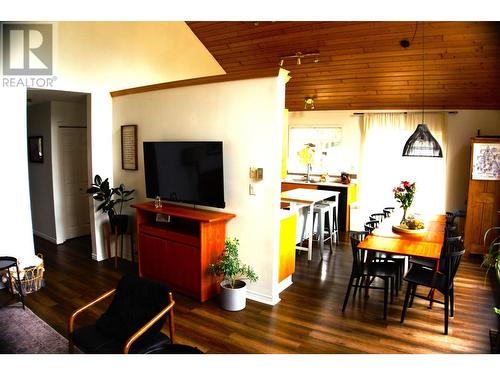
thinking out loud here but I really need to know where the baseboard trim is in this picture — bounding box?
[33,231,57,244]
[246,289,281,306]
[278,276,293,293]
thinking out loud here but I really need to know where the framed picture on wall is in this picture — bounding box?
[121,124,138,170]
[471,141,500,180]
[28,136,44,163]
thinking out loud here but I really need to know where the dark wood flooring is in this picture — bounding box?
[1,234,497,354]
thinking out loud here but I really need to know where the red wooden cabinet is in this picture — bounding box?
[132,202,235,302]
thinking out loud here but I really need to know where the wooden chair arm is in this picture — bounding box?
[68,288,116,335]
[123,292,175,354]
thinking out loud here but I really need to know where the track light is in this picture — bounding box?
[279,51,320,67]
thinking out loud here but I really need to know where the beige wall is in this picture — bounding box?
[1,21,224,262]
[112,72,289,304]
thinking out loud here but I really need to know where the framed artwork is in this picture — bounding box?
[471,142,500,180]
[121,125,138,170]
[28,136,44,163]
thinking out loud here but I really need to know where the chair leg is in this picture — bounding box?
[353,276,362,298]
[383,278,388,319]
[444,291,449,335]
[400,282,412,323]
[390,276,394,303]
[342,275,355,312]
[450,287,454,317]
[409,284,417,308]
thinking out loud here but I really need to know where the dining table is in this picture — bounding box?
[358,214,445,260]
[280,188,340,261]
[357,213,446,303]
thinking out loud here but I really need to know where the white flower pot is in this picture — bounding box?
[220,280,247,311]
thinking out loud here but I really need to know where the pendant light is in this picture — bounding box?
[402,22,443,158]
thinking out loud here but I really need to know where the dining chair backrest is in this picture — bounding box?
[437,235,462,272]
[350,231,368,274]
[441,237,465,288]
[365,219,378,231]
[370,213,385,223]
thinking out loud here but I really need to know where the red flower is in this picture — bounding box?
[402,181,410,187]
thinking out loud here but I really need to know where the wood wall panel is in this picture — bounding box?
[186,21,500,111]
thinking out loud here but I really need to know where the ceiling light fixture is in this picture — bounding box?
[402,22,443,158]
[304,97,315,110]
[279,51,320,67]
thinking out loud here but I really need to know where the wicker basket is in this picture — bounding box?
[8,253,45,295]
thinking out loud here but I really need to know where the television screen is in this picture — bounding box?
[143,141,225,208]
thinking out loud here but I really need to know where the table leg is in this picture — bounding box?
[307,203,314,261]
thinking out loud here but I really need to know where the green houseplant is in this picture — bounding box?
[209,238,258,311]
[481,226,500,353]
[86,175,135,234]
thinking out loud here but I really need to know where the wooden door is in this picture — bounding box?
[464,138,500,255]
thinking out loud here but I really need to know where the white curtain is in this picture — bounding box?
[358,112,447,218]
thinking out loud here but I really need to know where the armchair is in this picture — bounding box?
[68,274,175,354]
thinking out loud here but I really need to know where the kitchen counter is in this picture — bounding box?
[281,176,356,189]
[281,177,357,232]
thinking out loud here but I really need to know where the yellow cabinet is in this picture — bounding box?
[279,212,296,283]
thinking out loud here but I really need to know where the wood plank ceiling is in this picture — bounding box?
[186,21,500,111]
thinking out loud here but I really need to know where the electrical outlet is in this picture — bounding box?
[249,183,256,195]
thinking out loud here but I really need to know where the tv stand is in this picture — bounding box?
[132,202,235,302]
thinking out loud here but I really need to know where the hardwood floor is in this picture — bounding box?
[1,234,497,354]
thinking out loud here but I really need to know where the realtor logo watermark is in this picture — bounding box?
[1,22,57,87]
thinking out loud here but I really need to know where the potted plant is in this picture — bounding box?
[86,175,135,234]
[209,238,258,311]
[481,226,500,353]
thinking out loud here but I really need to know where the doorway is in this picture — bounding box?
[27,89,91,244]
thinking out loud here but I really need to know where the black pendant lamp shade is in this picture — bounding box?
[402,123,443,157]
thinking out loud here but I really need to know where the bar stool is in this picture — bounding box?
[313,203,334,252]
[317,194,340,245]
[0,256,25,309]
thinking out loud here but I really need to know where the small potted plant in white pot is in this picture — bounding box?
[209,238,258,311]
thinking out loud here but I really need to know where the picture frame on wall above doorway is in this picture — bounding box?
[471,141,500,180]
[121,124,138,171]
[28,136,43,163]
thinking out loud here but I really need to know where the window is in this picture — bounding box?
[288,126,344,175]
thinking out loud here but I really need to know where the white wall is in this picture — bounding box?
[1,21,224,262]
[0,88,35,265]
[27,102,57,242]
[112,73,288,304]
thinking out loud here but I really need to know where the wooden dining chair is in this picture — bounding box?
[342,231,399,319]
[400,237,465,334]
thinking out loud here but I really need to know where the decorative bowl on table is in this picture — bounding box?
[392,217,426,235]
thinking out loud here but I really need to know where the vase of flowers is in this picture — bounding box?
[393,181,416,224]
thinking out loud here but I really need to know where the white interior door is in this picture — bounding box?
[59,127,90,239]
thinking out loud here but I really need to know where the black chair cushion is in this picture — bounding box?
[96,274,170,343]
[73,324,171,354]
[404,265,447,293]
[364,261,398,278]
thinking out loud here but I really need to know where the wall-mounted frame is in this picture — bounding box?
[28,136,44,163]
[121,124,138,170]
[471,139,500,180]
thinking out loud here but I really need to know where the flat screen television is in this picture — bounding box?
[143,141,225,208]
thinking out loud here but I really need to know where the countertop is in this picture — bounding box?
[282,176,357,188]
